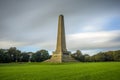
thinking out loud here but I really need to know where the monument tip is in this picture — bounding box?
[59,14,64,17]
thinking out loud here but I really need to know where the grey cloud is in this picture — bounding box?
[66,30,120,50]
[0,0,120,54]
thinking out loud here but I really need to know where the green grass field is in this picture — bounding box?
[0,62,120,80]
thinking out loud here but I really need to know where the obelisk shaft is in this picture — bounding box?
[56,15,67,53]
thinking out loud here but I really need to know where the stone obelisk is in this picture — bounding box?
[55,15,67,54]
[46,15,78,62]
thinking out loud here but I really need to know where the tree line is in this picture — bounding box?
[0,47,50,63]
[72,50,120,62]
[0,47,120,63]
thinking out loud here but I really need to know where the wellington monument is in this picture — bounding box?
[46,15,77,62]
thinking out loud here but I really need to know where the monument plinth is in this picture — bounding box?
[46,15,78,62]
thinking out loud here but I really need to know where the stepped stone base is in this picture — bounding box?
[45,52,78,63]
[62,54,78,62]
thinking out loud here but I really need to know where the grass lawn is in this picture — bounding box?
[0,62,120,80]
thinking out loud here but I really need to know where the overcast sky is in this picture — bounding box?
[0,0,120,55]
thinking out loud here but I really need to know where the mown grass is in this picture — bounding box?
[0,62,120,80]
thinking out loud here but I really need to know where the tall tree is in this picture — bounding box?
[84,54,91,62]
[94,52,106,61]
[8,47,21,62]
[72,50,84,61]
[20,52,30,62]
[0,49,11,63]
[31,49,50,62]
[113,50,120,61]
